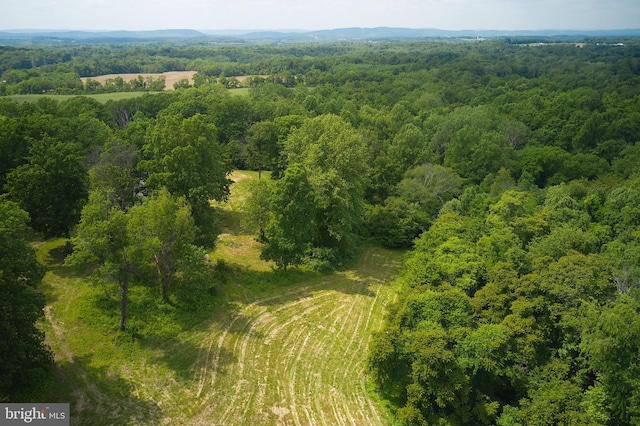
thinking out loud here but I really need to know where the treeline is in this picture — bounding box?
[2,39,640,94]
[0,38,639,421]
[368,176,640,425]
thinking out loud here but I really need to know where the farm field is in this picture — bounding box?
[79,71,256,91]
[8,92,155,103]
[38,171,403,425]
[80,71,197,89]
[7,87,248,103]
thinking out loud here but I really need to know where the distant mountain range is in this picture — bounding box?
[218,27,640,41]
[1,27,639,43]
[0,29,208,41]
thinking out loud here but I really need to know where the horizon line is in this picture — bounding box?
[1,26,640,33]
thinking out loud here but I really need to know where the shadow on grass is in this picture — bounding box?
[40,234,403,410]
[39,239,92,280]
[50,353,164,426]
[45,244,71,265]
[243,246,405,307]
[210,205,249,236]
[147,335,237,383]
[61,286,239,405]
[35,238,246,418]
[227,264,378,307]
[108,283,240,383]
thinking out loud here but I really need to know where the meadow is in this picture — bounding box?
[8,87,248,104]
[38,171,403,425]
[9,92,153,103]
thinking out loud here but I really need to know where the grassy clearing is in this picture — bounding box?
[229,87,250,97]
[8,92,156,104]
[40,170,403,425]
[7,87,247,104]
[180,246,403,426]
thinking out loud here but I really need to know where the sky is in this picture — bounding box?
[1,0,638,31]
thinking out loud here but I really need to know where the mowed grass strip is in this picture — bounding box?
[40,170,403,425]
[175,246,402,426]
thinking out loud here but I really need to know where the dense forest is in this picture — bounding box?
[1,37,640,424]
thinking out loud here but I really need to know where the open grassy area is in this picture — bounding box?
[8,92,156,104]
[229,87,250,97]
[39,171,403,425]
[7,87,248,104]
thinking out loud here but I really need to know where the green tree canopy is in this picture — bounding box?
[67,187,134,331]
[4,136,87,238]
[0,200,52,400]
[141,113,232,213]
[284,114,370,262]
[127,188,198,302]
[141,113,232,246]
[261,164,315,270]
[246,120,280,178]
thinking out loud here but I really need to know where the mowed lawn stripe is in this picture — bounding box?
[177,246,402,425]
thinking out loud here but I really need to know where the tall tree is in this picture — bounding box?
[244,178,273,242]
[89,140,140,211]
[127,188,198,302]
[0,200,52,400]
[386,124,430,185]
[0,115,24,192]
[141,113,231,246]
[261,164,315,270]
[581,296,640,425]
[4,136,87,238]
[142,113,231,211]
[284,114,370,261]
[67,138,143,331]
[246,120,279,179]
[397,163,464,216]
[67,191,133,331]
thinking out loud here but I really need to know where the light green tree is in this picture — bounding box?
[397,163,464,216]
[89,140,139,211]
[66,139,142,331]
[246,120,279,179]
[244,178,273,242]
[127,188,197,302]
[141,113,232,246]
[581,297,640,425]
[67,190,133,331]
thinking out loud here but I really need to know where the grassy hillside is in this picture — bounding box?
[39,171,403,425]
